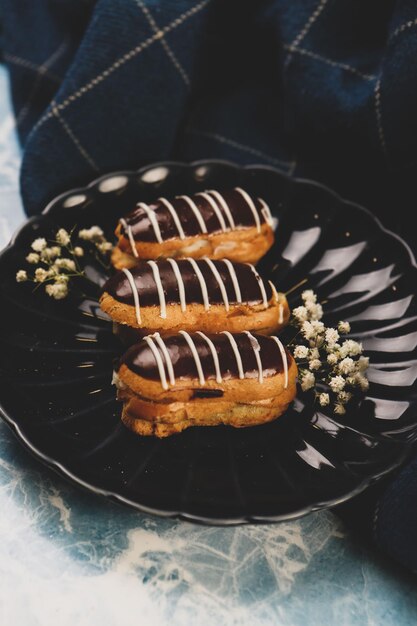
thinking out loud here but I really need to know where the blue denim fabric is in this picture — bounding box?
[1,0,417,571]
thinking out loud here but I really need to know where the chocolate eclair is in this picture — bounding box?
[100,258,290,339]
[112,187,275,268]
[115,331,298,437]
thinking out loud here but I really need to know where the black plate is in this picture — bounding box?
[0,160,416,524]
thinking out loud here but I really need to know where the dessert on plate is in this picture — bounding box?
[114,331,298,437]
[100,258,290,340]
[112,187,275,268]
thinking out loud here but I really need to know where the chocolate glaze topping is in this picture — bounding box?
[103,259,272,307]
[119,333,289,381]
[120,188,271,243]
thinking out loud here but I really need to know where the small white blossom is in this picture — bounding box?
[325,328,339,346]
[314,337,325,348]
[326,342,341,354]
[34,267,49,282]
[41,246,61,261]
[48,264,59,276]
[293,345,309,359]
[327,353,339,366]
[73,246,84,257]
[312,320,325,333]
[302,322,315,340]
[300,370,315,391]
[45,282,68,300]
[54,258,76,272]
[293,306,309,323]
[97,241,113,253]
[50,246,61,258]
[16,270,28,282]
[338,391,352,403]
[355,373,369,391]
[357,356,370,372]
[26,252,39,264]
[55,274,69,284]
[338,321,351,334]
[329,375,346,393]
[78,226,104,241]
[302,289,317,304]
[56,229,70,245]
[309,358,321,371]
[339,339,362,358]
[319,393,330,407]
[306,301,323,321]
[338,357,356,375]
[302,320,325,340]
[31,238,47,252]
[288,289,369,409]
[309,348,320,360]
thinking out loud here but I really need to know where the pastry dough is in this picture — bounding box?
[115,331,298,437]
[100,259,290,338]
[112,188,275,267]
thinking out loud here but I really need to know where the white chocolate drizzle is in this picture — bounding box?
[143,335,168,390]
[268,279,284,323]
[207,190,236,229]
[177,195,208,234]
[196,191,227,232]
[234,187,261,233]
[121,268,142,325]
[124,189,265,249]
[258,197,273,226]
[167,258,187,312]
[248,264,268,308]
[141,331,289,389]
[147,260,167,318]
[186,258,210,310]
[120,259,265,319]
[179,330,205,385]
[196,331,223,383]
[271,336,289,389]
[268,279,279,303]
[137,202,163,244]
[223,259,242,303]
[204,258,230,311]
[120,218,139,257]
[152,332,176,386]
[221,331,245,379]
[244,331,264,383]
[158,197,186,240]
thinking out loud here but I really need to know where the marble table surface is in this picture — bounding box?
[1,65,417,626]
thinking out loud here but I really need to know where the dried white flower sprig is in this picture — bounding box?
[290,289,369,415]
[16,226,113,300]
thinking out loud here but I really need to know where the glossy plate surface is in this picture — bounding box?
[0,161,416,524]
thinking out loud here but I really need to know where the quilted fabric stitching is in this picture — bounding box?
[51,106,99,172]
[16,40,69,127]
[31,0,210,134]
[374,77,388,159]
[284,0,330,69]
[188,129,294,169]
[283,43,376,81]
[390,17,417,41]
[135,0,190,86]
[3,53,62,83]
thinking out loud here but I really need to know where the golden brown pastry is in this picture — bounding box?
[112,187,274,268]
[115,331,298,437]
[100,259,290,340]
